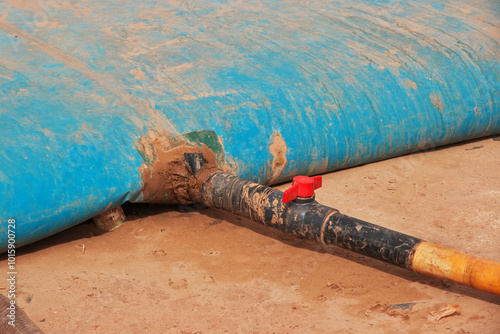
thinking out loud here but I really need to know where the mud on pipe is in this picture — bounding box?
[199,172,422,268]
[195,171,500,296]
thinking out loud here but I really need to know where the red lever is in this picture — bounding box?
[282,175,322,203]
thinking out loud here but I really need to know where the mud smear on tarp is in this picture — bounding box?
[0,20,176,133]
[137,130,220,205]
[269,132,288,184]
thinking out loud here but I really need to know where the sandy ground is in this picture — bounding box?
[1,137,499,333]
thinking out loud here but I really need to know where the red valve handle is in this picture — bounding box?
[282,175,322,203]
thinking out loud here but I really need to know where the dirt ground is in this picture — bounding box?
[2,137,499,333]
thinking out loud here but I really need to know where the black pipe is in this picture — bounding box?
[200,172,422,269]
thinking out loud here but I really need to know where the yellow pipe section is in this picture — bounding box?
[412,242,500,295]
